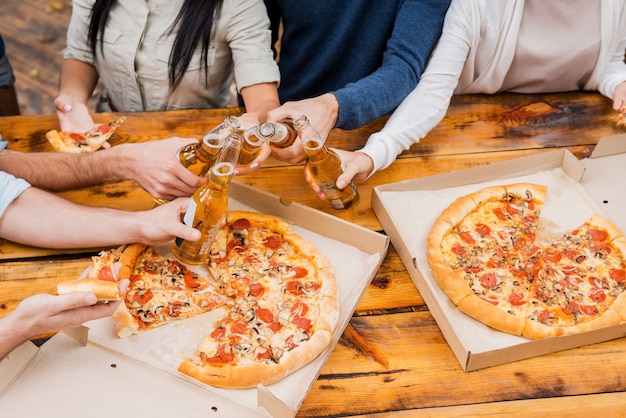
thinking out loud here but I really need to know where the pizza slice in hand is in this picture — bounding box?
[46,116,126,153]
[56,244,139,302]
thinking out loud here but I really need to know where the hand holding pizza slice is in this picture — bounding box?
[46,117,126,153]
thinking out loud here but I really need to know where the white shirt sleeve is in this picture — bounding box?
[0,171,31,219]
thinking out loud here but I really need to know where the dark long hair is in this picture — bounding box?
[88,0,223,90]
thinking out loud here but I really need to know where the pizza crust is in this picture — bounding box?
[457,294,526,336]
[56,278,120,302]
[178,329,333,388]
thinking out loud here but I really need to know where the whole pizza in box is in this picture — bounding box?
[427,183,626,339]
[57,211,340,388]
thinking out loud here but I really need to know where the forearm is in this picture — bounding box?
[57,59,99,105]
[0,187,146,248]
[240,83,281,121]
[0,314,29,360]
[0,147,129,191]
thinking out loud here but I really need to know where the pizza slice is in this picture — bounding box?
[111,245,227,338]
[46,116,126,153]
[56,246,127,302]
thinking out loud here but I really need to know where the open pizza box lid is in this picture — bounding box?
[0,182,389,417]
[371,134,626,372]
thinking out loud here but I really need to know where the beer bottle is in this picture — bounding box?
[176,115,241,176]
[177,133,224,176]
[295,116,359,210]
[172,133,242,265]
[238,123,268,166]
[266,119,298,149]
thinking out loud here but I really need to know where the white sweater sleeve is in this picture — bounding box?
[358,0,474,173]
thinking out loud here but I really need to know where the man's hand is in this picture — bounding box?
[115,137,206,200]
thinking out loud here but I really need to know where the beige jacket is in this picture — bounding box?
[65,0,280,111]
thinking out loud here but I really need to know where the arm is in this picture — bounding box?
[0,292,121,359]
[53,59,100,134]
[332,0,451,130]
[354,0,474,177]
[0,187,200,248]
[0,137,205,199]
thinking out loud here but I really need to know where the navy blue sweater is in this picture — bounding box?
[264,0,451,129]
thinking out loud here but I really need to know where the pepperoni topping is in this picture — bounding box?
[256,348,273,360]
[204,344,234,363]
[537,310,550,323]
[451,242,466,255]
[132,289,153,305]
[479,272,498,289]
[230,321,247,335]
[183,271,201,288]
[290,266,309,278]
[588,228,608,242]
[167,301,186,317]
[508,292,525,306]
[590,290,606,303]
[493,207,508,221]
[292,316,312,331]
[256,308,274,323]
[97,266,116,282]
[610,268,625,283]
[459,231,475,244]
[263,235,282,249]
[580,305,599,315]
[561,302,580,316]
[97,123,112,134]
[475,223,491,236]
[231,218,251,230]
[248,282,265,298]
[211,327,226,339]
[69,132,86,143]
[291,301,309,316]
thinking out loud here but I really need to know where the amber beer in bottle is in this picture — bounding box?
[266,119,298,148]
[176,115,241,175]
[172,134,242,264]
[295,116,359,210]
[238,123,268,166]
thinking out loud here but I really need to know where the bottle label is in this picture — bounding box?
[183,199,197,226]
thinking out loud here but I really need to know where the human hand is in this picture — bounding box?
[234,142,272,175]
[115,137,206,200]
[303,148,373,201]
[612,81,626,111]
[54,95,100,136]
[137,197,202,245]
[266,93,339,164]
[334,149,374,188]
[10,288,126,339]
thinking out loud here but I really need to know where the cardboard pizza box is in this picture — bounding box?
[371,134,626,372]
[0,182,389,417]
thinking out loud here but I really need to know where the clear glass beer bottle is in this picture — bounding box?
[295,116,359,210]
[172,133,242,264]
[266,119,298,149]
[238,123,268,166]
[176,115,241,176]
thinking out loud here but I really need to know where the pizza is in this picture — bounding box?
[178,211,340,388]
[57,211,340,388]
[427,183,626,340]
[57,246,128,302]
[45,116,126,153]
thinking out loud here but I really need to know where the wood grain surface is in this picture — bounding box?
[1,91,626,417]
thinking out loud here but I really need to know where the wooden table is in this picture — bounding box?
[2,91,626,417]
